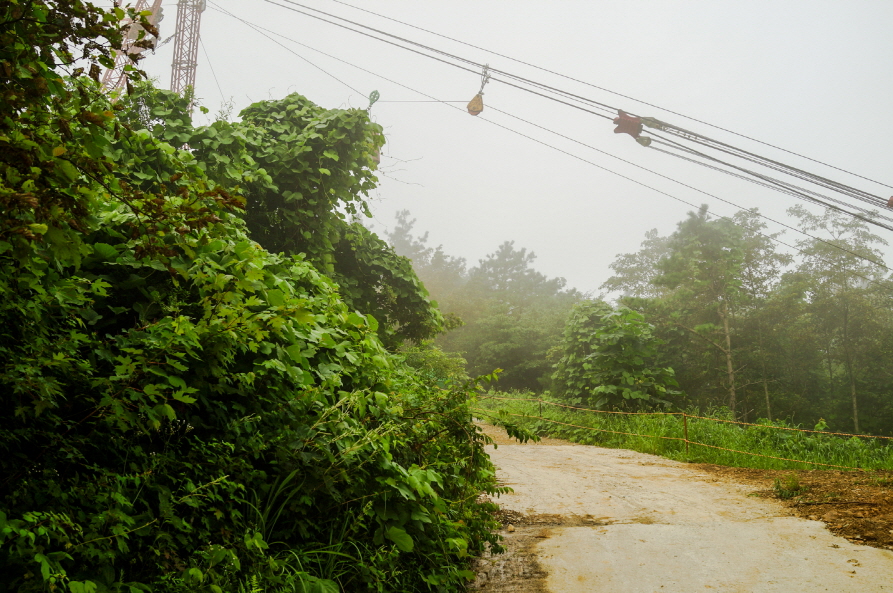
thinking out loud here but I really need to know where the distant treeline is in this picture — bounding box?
[391,204,893,436]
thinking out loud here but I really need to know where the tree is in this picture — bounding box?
[387,216,582,391]
[386,210,468,321]
[600,229,671,299]
[551,301,681,409]
[653,206,745,416]
[786,205,889,432]
[437,241,581,391]
[123,86,444,349]
[730,210,792,420]
[0,9,509,590]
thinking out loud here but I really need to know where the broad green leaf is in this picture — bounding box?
[56,159,79,181]
[385,526,413,552]
[91,242,118,260]
[267,289,286,307]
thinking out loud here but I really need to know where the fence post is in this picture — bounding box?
[682,413,689,454]
[539,398,543,418]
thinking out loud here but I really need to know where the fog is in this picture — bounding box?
[141,0,893,294]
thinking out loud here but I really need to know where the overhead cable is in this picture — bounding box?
[264,0,893,224]
[325,0,893,192]
[213,5,892,286]
[208,1,364,96]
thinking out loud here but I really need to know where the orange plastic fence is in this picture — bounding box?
[475,409,687,443]
[474,401,882,471]
[482,395,681,416]
[480,395,892,441]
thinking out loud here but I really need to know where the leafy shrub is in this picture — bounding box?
[551,301,682,409]
[0,4,506,591]
[773,475,806,499]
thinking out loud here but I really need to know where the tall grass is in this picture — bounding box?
[476,393,893,471]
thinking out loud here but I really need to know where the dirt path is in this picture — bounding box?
[472,426,893,592]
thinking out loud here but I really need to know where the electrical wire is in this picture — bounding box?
[325,0,893,192]
[211,5,893,292]
[199,38,226,103]
[262,0,615,121]
[207,1,364,96]
[650,143,891,222]
[482,105,891,275]
[647,135,893,231]
[648,122,891,210]
[263,0,893,226]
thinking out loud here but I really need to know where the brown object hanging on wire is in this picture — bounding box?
[613,110,643,138]
[467,64,491,116]
[467,94,484,115]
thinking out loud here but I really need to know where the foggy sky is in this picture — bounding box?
[140,0,893,295]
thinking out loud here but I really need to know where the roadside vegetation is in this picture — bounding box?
[475,393,893,471]
[0,4,529,591]
[3,1,891,590]
[394,198,893,437]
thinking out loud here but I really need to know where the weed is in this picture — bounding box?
[869,474,893,488]
[773,474,806,499]
[477,391,893,471]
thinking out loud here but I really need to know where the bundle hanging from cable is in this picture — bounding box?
[215,3,893,295]
[264,0,893,231]
[608,110,893,231]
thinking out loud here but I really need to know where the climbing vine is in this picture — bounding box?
[0,3,512,591]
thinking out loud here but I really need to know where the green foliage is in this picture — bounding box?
[116,84,443,350]
[551,301,681,409]
[1,7,506,591]
[388,221,581,392]
[773,474,806,500]
[478,395,893,471]
[398,343,469,387]
[194,92,442,349]
[604,204,893,435]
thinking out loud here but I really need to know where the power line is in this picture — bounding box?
[210,5,892,290]
[199,38,226,103]
[325,0,893,192]
[482,105,890,275]
[207,1,364,96]
[646,122,891,210]
[646,135,893,232]
[262,0,892,230]
[261,0,615,121]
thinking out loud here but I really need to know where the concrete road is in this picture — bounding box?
[483,435,893,592]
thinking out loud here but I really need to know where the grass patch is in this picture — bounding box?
[773,474,806,499]
[475,393,893,471]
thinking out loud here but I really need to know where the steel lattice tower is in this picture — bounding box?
[170,0,206,96]
[101,0,164,92]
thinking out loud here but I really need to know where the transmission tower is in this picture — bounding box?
[170,0,207,97]
[101,0,164,92]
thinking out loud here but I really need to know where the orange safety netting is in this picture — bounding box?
[478,396,893,440]
[473,409,867,471]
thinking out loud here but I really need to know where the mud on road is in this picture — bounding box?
[472,425,893,592]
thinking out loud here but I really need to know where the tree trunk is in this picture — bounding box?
[720,301,737,417]
[842,304,860,433]
[757,324,771,422]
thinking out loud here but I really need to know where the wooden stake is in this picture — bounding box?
[683,413,690,454]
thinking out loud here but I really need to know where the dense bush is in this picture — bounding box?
[551,301,681,409]
[0,3,508,591]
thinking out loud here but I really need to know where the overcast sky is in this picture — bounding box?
[140,0,893,296]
